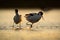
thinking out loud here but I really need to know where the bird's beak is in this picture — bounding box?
[41,16,45,21]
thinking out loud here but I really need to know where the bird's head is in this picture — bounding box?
[38,11,45,21]
[15,9,18,13]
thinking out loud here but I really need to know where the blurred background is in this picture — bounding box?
[0,0,60,40]
[0,0,60,29]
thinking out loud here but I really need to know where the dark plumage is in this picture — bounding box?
[14,15,21,24]
[13,9,21,30]
[25,11,43,29]
[25,12,43,23]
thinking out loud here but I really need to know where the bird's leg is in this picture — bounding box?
[31,24,33,28]
[29,23,33,30]
[12,22,15,30]
[41,16,45,21]
[12,22,14,27]
[19,22,22,29]
[26,22,29,25]
[26,22,32,30]
[15,24,21,30]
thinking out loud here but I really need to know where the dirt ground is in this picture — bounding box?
[0,29,60,40]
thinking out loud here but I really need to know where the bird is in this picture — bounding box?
[25,11,43,30]
[13,9,22,30]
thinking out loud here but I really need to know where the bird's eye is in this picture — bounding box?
[41,12,43,15]
[38,12,43,15]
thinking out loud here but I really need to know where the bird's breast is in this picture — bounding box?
[14,16,21,24]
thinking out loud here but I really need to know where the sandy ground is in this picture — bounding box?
[0,8,60,40]
[0,29,60,40]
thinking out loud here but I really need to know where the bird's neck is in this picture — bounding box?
[16,13,19,15]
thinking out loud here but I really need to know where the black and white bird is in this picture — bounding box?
[13,9,22,30]
[25,11,43,30]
